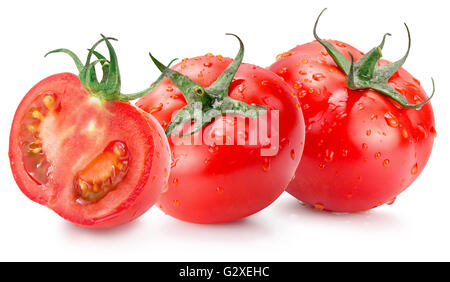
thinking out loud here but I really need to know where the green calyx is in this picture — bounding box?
[313,8,434,109]
[45,35,173,102]
[150,33,266,137]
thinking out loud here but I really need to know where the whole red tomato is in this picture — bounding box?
[269,10,435,212]
[9,36,171,228]
[137,35,305,223]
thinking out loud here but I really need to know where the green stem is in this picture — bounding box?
[150,34,266,137]
[45,35,170,102]
[313,8,434,109]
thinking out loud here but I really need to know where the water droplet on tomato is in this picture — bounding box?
[149,103,164,114]
[293,82,303,90]
[261,80,269,86]
[276,52,292,60]
[370,114,378,120]
[237,84,246,94]
[362,143,368,150]
[262,158,271,172]
[386,197,396,205]
[203,62,212,68]
[342,149,348,157]
[173,178,179,185]
[166,86,174,92]
[411,163,418,175]
[324,149,334,162]
[161,182,169,193]
[318,163,326,170]
[374,152,381,159]
[430,126,437,138]
[216,186,224,193]
[413,95,423,103]
[312,73,326,81]
[314,203,324,211]
[366,129,372,136]
[417,125,428,138]
[317,139,324,147]
[336,112,347,120]
[208,144,219,153]
[336,42,347,47]
[173,200,180,206]
[290,149,295,160]
[171,158,180,169]
[384,112,399,128]
[383,159,390,167]
[402,129,409,138]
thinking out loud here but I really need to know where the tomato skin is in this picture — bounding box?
[9,73,171,228]
[137,55,305,223]
[269,40,435,212]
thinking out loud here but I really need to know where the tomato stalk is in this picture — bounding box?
[313,8,435,109]
[149,34,266,137]
[45,35,174,102]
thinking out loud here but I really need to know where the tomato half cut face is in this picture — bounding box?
[9,73,171,228]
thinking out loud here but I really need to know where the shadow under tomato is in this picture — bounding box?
[59,207,273,244]
[157,213,274,243]
[273,195,404,230]
[60,216,145,238]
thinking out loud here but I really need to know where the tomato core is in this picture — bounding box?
[74,141,130,203]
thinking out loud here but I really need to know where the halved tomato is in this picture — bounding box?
[9,36,171,228]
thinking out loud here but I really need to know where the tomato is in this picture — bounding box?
[137,35,305,223]
[9,36,171,228]
[268,9,436,212]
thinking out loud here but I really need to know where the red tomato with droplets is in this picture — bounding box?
[9,37,171,228]
[137,52,305,223]
[269,38,435,212]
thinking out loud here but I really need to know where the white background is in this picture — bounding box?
[1,0,449,261]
